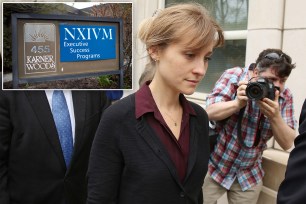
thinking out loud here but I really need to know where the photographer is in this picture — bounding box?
[203,48,297,204]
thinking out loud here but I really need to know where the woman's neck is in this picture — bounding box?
[149,78,181,110]
[149,77,183,138]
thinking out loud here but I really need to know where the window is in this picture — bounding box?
[198,39,246,93]
[165,0,249,31]
[165,0,249,95]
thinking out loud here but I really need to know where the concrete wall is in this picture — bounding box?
[247,0,306,135]
[246,0,306,202]
[283,0,306,126]
[125,0,164,95]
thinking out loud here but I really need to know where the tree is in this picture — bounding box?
[91,3,132,73]
[89,3,132,89]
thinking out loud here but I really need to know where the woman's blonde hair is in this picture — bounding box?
[138,2,224,82]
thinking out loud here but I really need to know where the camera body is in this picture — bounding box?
[246,77,275,100]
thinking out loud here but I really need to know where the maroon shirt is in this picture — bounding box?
[135,82,196,182]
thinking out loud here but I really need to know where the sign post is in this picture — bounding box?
[24,23,57,75]
[12,13,124,89]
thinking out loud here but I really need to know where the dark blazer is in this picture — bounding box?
[277,99,306,204]
[0,90,110,204]
[87,94,210,204]
[298,99,306,134]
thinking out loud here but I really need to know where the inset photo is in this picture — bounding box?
[2,2,132,89]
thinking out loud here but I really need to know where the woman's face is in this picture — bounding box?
[154,39,214,95]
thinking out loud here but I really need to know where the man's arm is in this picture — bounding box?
[257,91,296,150]
[206,81,248,121]
[270,114,296,150]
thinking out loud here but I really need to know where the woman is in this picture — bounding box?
[87,3,224,204]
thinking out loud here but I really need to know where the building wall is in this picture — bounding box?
[283,0,306,126]
[247,0,306,136]
[128,0,164,94]
[246,0,306,202]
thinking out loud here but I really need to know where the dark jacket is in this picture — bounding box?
[277,131,306,204]
[277,99,306,204]
[0,90,110,204]
[87,94,210,204]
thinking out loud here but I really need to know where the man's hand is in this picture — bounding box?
[256,89,295,150]
[257,90,280,120]
[235,80,249,109]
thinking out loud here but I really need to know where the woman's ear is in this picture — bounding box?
[148,46,160,61]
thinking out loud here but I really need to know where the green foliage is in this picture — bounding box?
[97,75,113,87]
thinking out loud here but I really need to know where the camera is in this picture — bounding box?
[246,77,275,100]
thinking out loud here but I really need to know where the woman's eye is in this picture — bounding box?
[204,56,212,61]
[185,53,195,58]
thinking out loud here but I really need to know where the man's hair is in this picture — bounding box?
[255,48,296,78]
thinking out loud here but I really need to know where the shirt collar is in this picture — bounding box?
[135,81,196,119]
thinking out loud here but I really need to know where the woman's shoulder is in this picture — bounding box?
[188,101,208,119]
[103,93,135,117]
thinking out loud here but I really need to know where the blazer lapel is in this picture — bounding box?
[184,116,199,183]
[136,116,184,189]
[70,91,86,165]
[25,91,66,169]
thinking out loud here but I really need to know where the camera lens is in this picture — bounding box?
[246,83,264,100]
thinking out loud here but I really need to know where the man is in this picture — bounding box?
[277,99,306,204]
[0,82,110,204]
[203,48,297,204]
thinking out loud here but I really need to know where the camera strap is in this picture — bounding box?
[237,107,261,148]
